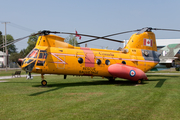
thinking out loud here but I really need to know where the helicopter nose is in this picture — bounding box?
[17,58,24,67]
[23,60,36,72]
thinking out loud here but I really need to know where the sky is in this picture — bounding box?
[1,0,180,52]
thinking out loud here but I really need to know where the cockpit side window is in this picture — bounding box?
[36,50,47,66]
[38,50,47,59]
[38,52,47,59]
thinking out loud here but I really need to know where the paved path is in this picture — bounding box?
[0,74,40,80]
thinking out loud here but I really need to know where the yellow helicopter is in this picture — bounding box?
[3,27,180,86]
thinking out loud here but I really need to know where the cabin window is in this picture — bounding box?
[122,61,126,64]
[96,59,101,65]
[78,58,83,64]
[105,60,110,65]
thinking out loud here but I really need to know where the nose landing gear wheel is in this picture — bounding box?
[41,80,47,86]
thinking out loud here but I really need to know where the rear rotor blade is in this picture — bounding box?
[78,29,141,44]
[136,27,152,34]
[58,32,124,42]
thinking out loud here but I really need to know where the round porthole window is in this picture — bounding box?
[96,59,101,65]
[122,61,126,64]
[78,58,83,64]
[105,60,110,65]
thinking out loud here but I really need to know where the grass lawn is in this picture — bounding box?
[0,69,26,76]
[0,74,180,120]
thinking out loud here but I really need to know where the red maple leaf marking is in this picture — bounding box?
[147,40,150,44]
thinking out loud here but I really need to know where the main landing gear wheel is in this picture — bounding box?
[137,79,143,84]
[41,80,47,86]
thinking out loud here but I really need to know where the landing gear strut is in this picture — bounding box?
[41,74,47,86]
[108,77,115,82]
[26,72,33,79]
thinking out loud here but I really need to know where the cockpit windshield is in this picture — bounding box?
[26,49,39,58]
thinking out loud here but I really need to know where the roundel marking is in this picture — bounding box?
[129,70,136,77]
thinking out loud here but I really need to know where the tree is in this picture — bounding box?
[9,53,21,62]
[9,49,26,63]
[9,33,38,63]
[0,32,17,54]
[24,34,38,56]
[0,31,2,45]
[19,49,26,58]
[65,35,80,47]
[6,35,17,54]
[0,31,4,52]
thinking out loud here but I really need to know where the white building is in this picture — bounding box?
[156,39,180,46]
[0,51,6,67]
[0,51,10,68]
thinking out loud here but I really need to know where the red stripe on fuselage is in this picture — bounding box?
[80,47,94,67]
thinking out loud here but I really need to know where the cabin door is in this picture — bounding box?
[57,55,66,69]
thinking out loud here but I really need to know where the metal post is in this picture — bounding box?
[74,37,76,47]
[2,35,4,53]
[2,22,10,71]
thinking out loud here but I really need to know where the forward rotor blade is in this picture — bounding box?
[0,35,30,48]
[0,33,39,48]
[78,29,141,44]
[152,28,180,32]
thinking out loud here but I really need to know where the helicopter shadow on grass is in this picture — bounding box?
[146,74,180,78]
[154,79,167,87]
[147,74,178,87]
[147,74,179,88]
[148,78,167,88]
[29,79,146,96]
[147,75,179,88]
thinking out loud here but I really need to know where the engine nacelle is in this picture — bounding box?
[108,64,147,81]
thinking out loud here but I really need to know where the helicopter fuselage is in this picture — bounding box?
[21,46,159,77]
[17,31,160,85]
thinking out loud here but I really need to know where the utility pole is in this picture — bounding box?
[2,34,4,53]
[2,22,10,71]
